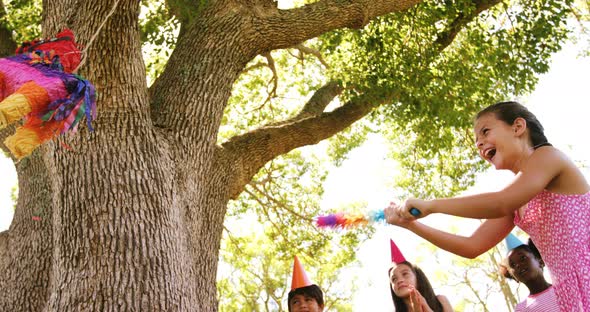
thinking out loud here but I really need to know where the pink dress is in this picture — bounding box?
[514,190,590,312]
[514,286,558,312]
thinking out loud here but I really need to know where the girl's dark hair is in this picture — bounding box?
[388,261,443,312]
[499,238,543,280]
[287,284,323,312]
[476,101,549,148]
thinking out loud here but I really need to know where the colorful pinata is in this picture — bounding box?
[0,29,96,160]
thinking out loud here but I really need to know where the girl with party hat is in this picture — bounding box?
[388,239,453,312]
[288,256,324,312]
[499,233,558,312]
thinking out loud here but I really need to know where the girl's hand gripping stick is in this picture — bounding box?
[409,207,421,217]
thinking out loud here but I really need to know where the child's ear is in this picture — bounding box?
[539,259,545,268]
[513,117,527,136]
[318,304,325,312]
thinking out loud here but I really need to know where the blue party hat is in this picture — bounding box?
[504,233,525,251]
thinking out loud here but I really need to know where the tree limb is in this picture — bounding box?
[262,52,278,104]
[293,81,343,119]
[249,0,423,52]
[435,0,503,48]
[221,91,390,199]
[294,44,330,68]
[233,0,277,9]
[247,183,313,222]
[242,61,269,74]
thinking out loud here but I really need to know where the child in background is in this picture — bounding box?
[499,233,558,311]
[388,239,453,312]
[288,256,324,312]
[385,101,590,311]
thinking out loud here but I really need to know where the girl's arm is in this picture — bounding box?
[385,207,514,258]
[407,217,513,258]
[404,147,565,219]
[436,295,454,312]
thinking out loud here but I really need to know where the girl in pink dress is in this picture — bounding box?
[384,101,590,311]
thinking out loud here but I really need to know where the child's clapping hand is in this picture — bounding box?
[408,286,433,312]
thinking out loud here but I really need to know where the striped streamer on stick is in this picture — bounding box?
[315,210,385,228]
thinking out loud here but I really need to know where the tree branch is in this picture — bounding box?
[294,44,330,68]
[262,52,278,104]
[220,91,389,199]
[233,0,277,9]
[250,0,423,52]
[242,61,269,74]
[244,187,295,245]
[435,0,503,48]
[247,183,313,222]
[293,81,343,119]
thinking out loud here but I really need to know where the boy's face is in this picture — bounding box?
[289,294,324,312]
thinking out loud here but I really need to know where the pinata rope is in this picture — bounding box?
[72,0,120,73]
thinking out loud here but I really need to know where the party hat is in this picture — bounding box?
[504,232,525,251]
[390,239,406,264]
[291,255,313,290]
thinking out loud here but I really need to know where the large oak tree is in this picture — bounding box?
[0,0,577,310]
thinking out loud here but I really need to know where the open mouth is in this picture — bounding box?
[484,148,496,161]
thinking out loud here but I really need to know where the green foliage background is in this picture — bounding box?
[1,0,41,42]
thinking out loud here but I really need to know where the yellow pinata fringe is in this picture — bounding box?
[0,93,31,129]
[4,127,41,160]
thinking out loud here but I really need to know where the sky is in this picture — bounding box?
[1,16,590,312]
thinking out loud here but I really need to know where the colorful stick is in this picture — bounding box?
[315,210,385,228]
[315,207,421,228]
